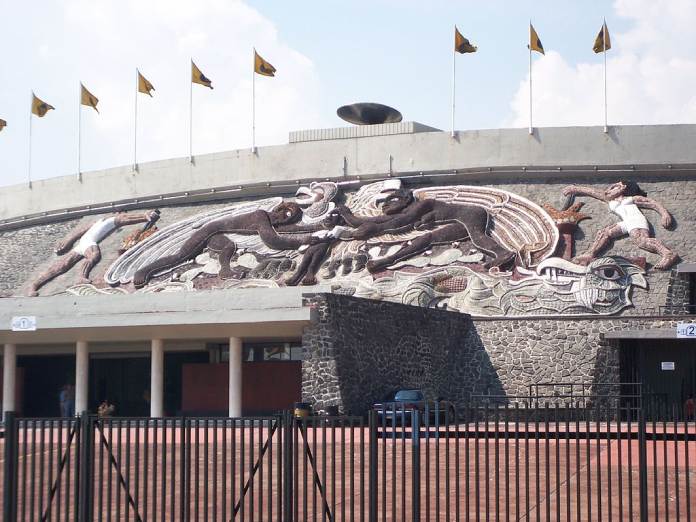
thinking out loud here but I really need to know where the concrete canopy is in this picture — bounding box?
[0,286,323,344]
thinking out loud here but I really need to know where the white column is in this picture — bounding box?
[150,339,164,417]
[75,341,89,415]
[228,337,243,417]
[3,344,17,418]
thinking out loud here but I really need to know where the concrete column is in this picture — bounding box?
[150,339,164,417]
[228,337,243,417]
[75,341,89,415]
[3,344,17,418]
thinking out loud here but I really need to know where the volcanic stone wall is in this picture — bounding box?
[300,293,502,415]
[300,293,684,413]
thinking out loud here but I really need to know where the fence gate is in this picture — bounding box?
[2,399,695,521]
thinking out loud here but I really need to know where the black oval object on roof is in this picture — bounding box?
[337,103,403,125]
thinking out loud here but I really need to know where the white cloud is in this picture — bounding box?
[505,0,696,128]
[0,0,325,186]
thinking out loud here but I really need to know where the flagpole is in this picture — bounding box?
[528,43,533,135]
[603,21,608,133]
[189,59,193,164]
[134,68,139,171]
[451,32,456,138]
[77,82,82,179]
[252,48,256,153]
[28,91,33,188]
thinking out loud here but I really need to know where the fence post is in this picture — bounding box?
[368,409,378,522]
[179,416,188,522]
[283,411,294,522]
[412,409,421,522]
[3,412,17,522]
[77,411,94,522]
[637,402,649,522]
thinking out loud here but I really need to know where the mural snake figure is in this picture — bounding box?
[442,256,647,316]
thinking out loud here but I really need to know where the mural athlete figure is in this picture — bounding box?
[132,202,314,288]
[562,180,678,269]
[27,210,160,296]
[331,188,516,272]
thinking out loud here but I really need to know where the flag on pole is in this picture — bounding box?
[593,22,611,53]
[191,61,213,88]
[529,24,545,55]
[0,119,6,131]
[138,70,155,96]
[254,50,276,77]
[31,93,55,117]
[81,84,99,113]
[454,26,477,53]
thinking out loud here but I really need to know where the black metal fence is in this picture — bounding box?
[1,398,694,521]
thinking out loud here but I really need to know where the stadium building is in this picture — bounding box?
[1,121,696,418]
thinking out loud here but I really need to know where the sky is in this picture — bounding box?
[1,0,696,187]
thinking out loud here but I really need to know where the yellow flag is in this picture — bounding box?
[191,61,213,89]
[138,70,155,96]
[81,84,99,113]
[529,23,545,55]
[593,22,611,53]
[0,119,6,131]
[31,93,55,117]
[254,50,276,77]
[454,26,477,54]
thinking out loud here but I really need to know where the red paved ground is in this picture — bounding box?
[1,422,694,521]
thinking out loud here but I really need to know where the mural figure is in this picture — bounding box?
[27,210,160,296]
[562,180,678,269]
[132,202,309,287]
[106,183,343,288]
[328,188,516,272]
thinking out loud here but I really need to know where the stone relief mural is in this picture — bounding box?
[25,178,679,317]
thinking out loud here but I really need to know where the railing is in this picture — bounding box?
[1,398,694,521]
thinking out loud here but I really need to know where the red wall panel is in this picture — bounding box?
[181,362,301,415]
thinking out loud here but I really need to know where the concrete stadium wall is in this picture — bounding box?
[4,124,696,224]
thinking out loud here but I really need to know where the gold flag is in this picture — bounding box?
[81,84,99,113]
[191,61,213,89]
[529,23,545,55]
[138,70,155,96]
[593,22,611,53]
[454,26,477,53]
[31,93,55,117]
[0,118,6,131]
[254,50,276,77]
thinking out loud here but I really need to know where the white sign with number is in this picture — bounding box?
[676,323,696,338]
[11,316,37,331]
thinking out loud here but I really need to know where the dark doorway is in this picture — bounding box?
[90,356,150,416]
[18,355,74,417]
[620,339,696,413]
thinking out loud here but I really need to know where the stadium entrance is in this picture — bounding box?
[620,338,696,413]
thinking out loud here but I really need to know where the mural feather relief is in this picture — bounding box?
[104,198,284,285]
[412,186,559,266]
[25,178,675,318]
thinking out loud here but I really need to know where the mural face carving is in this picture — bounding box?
[23,178,679,317]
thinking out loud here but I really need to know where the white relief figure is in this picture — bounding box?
[27,210,160,296]
[562,180,678,270]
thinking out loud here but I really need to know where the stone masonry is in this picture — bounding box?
[300,293,686,414]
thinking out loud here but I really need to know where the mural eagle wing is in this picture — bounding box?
[104,198,284,285]
[412,185,559,267]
